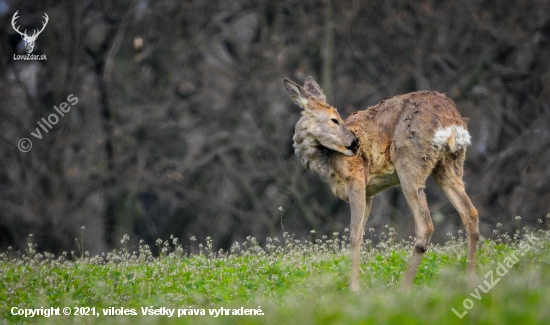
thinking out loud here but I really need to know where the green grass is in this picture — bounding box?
[1,222,550,324]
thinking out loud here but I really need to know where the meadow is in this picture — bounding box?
[1,218,550,324]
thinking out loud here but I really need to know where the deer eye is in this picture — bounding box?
[331,119,339,125]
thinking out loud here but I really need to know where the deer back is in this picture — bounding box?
[345,91,470,178]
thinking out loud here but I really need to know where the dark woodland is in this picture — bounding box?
[1,0,549,254]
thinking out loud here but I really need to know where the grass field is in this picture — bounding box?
[1,221,550,324]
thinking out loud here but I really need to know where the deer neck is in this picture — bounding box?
[293,115,331,182]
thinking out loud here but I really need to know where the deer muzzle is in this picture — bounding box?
[344,136,359,156]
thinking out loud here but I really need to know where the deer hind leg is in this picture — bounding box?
[348,181,372,292]
[433,157,479,277]
[396,164,434,290]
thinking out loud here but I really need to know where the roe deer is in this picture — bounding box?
[283,77,478,291]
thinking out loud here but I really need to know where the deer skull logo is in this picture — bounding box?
[11,11,49,54]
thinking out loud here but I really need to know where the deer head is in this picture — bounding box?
[11,11,49,54]
[283,76,359,156]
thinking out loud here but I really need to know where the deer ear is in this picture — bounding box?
[304,76,326,102]
[283,78,311,109]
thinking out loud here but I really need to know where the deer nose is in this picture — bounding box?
[347,137,359,151]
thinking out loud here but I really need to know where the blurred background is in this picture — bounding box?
[1,0,549,254]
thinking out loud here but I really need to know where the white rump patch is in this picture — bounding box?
[432,125,471,149]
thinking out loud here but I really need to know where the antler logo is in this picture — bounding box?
[11,11,49,54]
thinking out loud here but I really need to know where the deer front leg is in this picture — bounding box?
[348,182,371,292]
